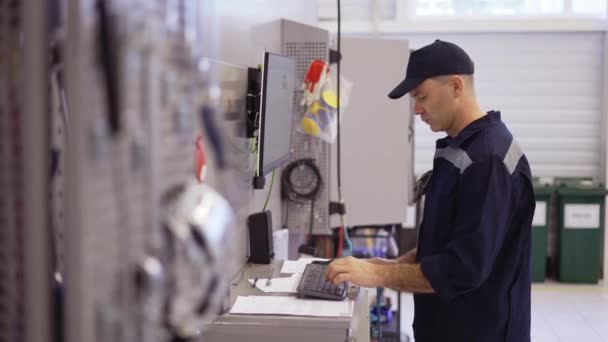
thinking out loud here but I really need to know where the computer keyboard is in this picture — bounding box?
[296,263,347,300]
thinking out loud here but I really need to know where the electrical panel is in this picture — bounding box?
[331,37,413,227]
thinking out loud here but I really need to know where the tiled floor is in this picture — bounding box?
[398,281,608,341]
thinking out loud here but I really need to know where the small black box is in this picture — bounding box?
[247,210,274,264]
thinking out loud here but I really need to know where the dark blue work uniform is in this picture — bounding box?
[415,111,535,342]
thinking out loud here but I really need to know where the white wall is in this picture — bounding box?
[209,2,318,66]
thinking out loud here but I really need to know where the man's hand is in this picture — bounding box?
[325,256,384,288]
[326,254,435,294]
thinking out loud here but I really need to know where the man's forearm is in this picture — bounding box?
[395,248,417,264]
[366,258,396,265]
[375,263,434,294]
[366,248,417,266]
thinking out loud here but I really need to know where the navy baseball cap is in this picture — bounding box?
[388,39,474,99]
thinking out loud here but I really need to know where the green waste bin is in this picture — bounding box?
[556,180,606,283]
[531,183,553,282]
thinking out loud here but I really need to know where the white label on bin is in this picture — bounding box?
[564,204,600,229]
[532,201,547,227]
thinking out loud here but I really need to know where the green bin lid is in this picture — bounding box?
[556,179,607,197]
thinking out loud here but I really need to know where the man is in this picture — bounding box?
[326,40,535,342]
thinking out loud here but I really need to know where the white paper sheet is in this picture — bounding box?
[280,257,328,274]
[230,295,352,317]
[248,273,302,293]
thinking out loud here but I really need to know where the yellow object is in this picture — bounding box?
[309,101,323,114]
[301,116,321,136]
[322,90,338,109]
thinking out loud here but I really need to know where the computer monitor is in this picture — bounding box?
[256,52,296,177]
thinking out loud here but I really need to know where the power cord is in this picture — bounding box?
[336,0,352,256]
[307,198,317,251]
[262,170,276,211]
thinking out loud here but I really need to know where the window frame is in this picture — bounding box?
[316,0,608,33]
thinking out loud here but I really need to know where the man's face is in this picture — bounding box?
[410,77,456,133]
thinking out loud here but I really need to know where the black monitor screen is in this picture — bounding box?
[258,52,296,176]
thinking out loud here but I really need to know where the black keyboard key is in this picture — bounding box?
[296,263,348,300]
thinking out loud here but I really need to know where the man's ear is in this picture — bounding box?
[450,75,464,97]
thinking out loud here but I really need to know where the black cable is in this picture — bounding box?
[308,198,316,242]
[281,159,323,204]
[283,200,289,228]
[282,159,324,252]
[231,262,251,286]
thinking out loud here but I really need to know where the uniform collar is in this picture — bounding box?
[438,110,501,148]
